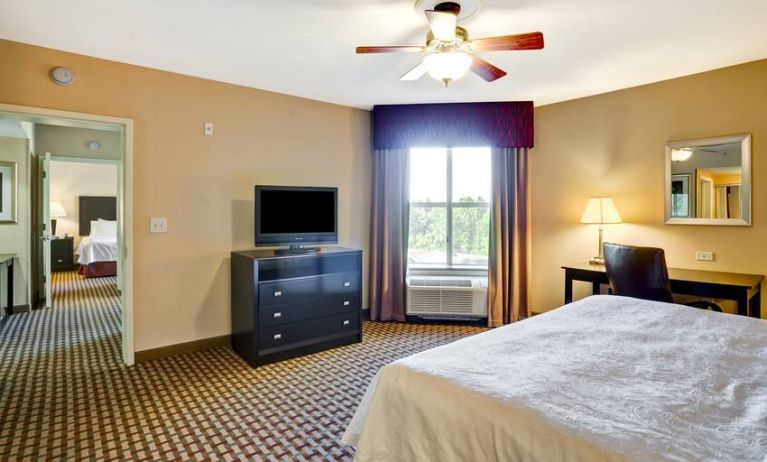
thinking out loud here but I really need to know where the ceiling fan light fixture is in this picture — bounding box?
[423,51,472,86]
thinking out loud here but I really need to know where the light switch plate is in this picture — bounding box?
[204,122,214,136]
[695,251,714,261]
[150,217,168,233]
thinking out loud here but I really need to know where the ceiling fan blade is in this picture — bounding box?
[470,32,544,51]
[356,46,424,54]
[400,62,427,81]
[470,55,508,82]
[425,10,457,42]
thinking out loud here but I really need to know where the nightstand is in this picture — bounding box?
[51,237,74,272]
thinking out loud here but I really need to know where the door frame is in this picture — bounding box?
[48,155,124,295]
[0,103,135,366]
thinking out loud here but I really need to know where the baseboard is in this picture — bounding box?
[135,334,231,363]
[11,304,30,314]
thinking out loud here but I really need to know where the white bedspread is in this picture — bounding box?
[76,236,118,265]
[343,296,767,462]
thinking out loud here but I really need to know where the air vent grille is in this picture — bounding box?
[406,277,488,318]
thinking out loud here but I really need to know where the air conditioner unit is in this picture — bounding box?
[406,276,488,319]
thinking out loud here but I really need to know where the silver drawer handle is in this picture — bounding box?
[57,259,63,263]
[273,333,282,340]
[273,312,282,318]
[343,300,350,306]
[343,320,350,326]
[343,281,351,287]
[274,291,282,297]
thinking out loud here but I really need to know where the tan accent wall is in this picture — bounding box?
[532,59,766,317]
[0,39,371,350]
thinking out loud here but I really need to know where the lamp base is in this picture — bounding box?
[589,256,605,265]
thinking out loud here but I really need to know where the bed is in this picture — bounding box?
[343,295,767,462]
[76,196,117,278]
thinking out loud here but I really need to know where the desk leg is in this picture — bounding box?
[6,260,13,316]
[592,281,601,296]
[749,290,761,319]
[564,272,573,304]
[736,291,749,318]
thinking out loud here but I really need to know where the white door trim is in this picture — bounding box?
[0,103,135,366]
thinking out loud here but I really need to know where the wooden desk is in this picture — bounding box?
[562,262,764,318]
[0,254,15,316]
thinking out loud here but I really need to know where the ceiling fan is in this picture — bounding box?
[356,0,544,87]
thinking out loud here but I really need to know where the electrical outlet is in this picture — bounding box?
[695,251,714,262]
[150,217,168,233]
[204,122,214,136]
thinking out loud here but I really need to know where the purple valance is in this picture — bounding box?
[372,101,534,150]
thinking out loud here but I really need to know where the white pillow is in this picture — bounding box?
[92,220,117,236]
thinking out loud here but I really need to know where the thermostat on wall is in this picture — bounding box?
[49,67,75,86]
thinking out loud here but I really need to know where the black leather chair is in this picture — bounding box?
[603,242,722,312]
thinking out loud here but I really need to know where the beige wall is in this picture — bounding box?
[0,136,31,309]
[0,39,372,351]
[50,160,118,244]
[36,124,121,160]
[531,59,766,317]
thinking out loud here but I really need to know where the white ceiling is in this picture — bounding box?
[2,0,767,110]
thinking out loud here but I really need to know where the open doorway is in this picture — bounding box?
[0,103,133,365]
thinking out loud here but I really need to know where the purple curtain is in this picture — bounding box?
[369,149,409,321]
[488,147,530,326]
[370,101,533,323]
[373,102,534,149]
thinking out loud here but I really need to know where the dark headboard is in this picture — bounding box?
[79,196,117,236]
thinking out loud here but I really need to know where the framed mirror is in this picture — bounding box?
[664,134,751,226]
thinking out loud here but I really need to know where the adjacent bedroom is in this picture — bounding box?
[0,0,766,461]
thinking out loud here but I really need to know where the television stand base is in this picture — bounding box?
[274,246,322,255]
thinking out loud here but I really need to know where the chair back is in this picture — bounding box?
[603,243,674,303]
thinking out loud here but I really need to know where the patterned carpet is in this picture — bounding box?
[0,271,486,461]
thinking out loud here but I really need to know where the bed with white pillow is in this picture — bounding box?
[76,219,118,277]
[343,295,767,462]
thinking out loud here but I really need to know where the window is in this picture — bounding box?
[408,147,491,269]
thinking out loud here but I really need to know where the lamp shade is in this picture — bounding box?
[423,52,472,85]
[580,197,622,224]
[50,201,67,218]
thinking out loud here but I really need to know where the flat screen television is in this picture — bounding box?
[255,185,338,251]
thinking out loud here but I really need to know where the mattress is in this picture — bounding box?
[343,295,767,462]
[76,235,118,265]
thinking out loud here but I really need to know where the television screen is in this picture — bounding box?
[255,186,338,246]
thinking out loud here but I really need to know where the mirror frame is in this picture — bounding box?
[664,133,751,226]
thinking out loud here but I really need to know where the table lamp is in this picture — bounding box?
[50,201,67,237]
[580,197,622,265]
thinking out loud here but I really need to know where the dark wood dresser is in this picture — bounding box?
[231,247,362,367]
[51,237,75,272]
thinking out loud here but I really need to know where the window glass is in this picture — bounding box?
[408,147,490,269]
[452,207,490,267]
[452,147,491,203]
[409,148,447,203]
[408,206,447,266]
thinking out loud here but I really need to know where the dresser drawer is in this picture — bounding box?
[259,311,359,351]
[258,272,359,307]
[259,293,359,327]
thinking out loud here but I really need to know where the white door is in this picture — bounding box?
[41,152,52,308]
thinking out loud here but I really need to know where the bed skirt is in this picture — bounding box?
[78,261,117,278]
